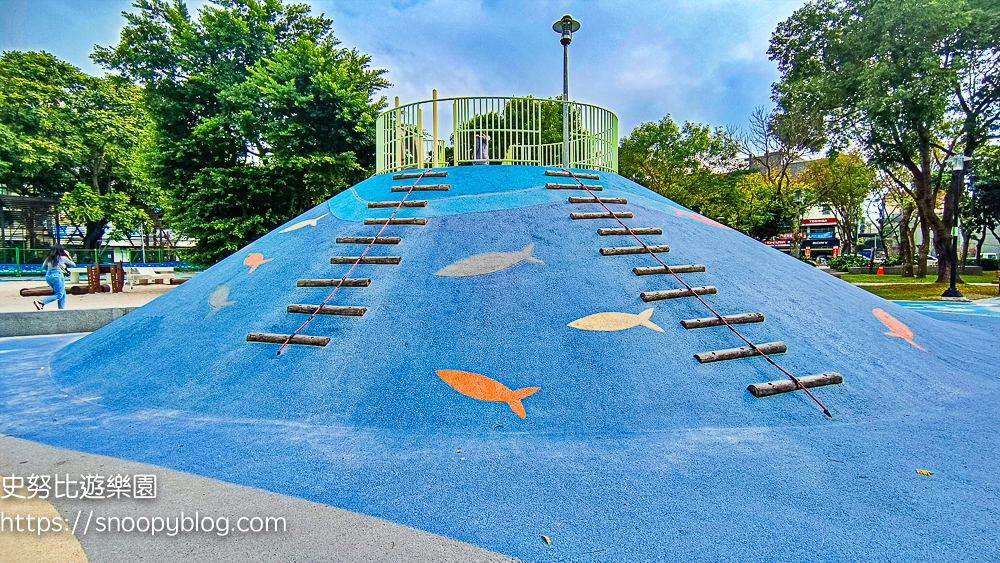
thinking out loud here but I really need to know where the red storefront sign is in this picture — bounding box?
[801,218,838,225]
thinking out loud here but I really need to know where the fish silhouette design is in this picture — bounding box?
[872,308,926,351]
[280,213,328,233]
[568,308,664,332]
[435,369,541,418]
[675,208,727,229]
[244,252,273,273]
[207,285,235,316]
[434,243,544,277]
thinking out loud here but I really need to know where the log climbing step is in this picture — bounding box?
[547,183,603,191]
[641,286,717,302]
[364,218,427,225]
[634,264,705,275]
[394,171,448,179]
[331,256,401,265]
[337,236,401,244]
[297,278,371,287]
[601,245,670,256]
[392,184,449,192]
[287,304,366,316]
[571,212,633,220]
[368,201,427,208]
[545,170,600,180]
[680,312,765,329]
[247,333,330,347]
[694,341,787,364]
[568,197,627,204]
[748,372,843,397]
[598,227,661,236]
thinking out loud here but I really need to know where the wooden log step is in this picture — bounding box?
[336,236,400,244]
[694,341,787,364]
[287,304,366,316]
[748,372,843,398]
[680,312,765,329]
[331,256,401,264]
[368,200,427,208]
[297,278,371,287]
[568,197,627,204]
[246,333,330,347]
[600,245,670,256]
[364,218,427,225]
[393,171,448,179]
[598,227,662,236]
[546,183,603,191]
[545,170,600,180]
[392,184,449,192]
[640,286,717,302]
[634,264,706,275]
[571,211,633,220]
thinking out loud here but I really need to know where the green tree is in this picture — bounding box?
[0,51,156,248]
[967,147,1000,264]
[94,0,389,264]
[799,152,878,254]
[769,0,1000,281]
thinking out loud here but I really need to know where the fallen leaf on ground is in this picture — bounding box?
[542,535,551,545]
[916,469,933,476]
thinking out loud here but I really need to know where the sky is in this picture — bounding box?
[0,0,806,135]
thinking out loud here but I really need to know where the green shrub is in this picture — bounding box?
[827,254,869,271]
[980,257,999,271]
[882,255,903,267]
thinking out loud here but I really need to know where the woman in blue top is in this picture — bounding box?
[33,245,75,310]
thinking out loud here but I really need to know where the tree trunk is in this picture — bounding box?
[916,208,930,278]
[899,203,915,277]
[960,227,971,274]
[82,220,109,250]
[976,230,987,265]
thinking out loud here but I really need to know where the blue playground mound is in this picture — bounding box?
[8,165,999,560]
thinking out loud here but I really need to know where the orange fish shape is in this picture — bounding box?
[435,369,540,419]
[872,308,926,351]
[243,252,273,273]
[675,208,728,229]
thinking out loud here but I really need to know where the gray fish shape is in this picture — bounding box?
[435,243,544,277]
[207,285,235,316]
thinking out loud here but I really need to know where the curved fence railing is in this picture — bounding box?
[375,95,618,174]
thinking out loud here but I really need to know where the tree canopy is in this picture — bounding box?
[0,50,158,248]
[769,0,1000,280]
[94,0,389,264]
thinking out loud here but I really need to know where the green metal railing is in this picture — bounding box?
[0,247,187,275]
[375,94,618,174]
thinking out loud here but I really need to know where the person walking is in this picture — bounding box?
[33,245,75,310]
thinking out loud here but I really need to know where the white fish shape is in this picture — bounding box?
[207,285,235,316]
[568,308,664,332]
[434,243,544,277]
[280,213,328,233]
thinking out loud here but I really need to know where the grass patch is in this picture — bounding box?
[841,273,999,284]
[856,283,997,301]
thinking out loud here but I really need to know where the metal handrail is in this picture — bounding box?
[375,94,618,174]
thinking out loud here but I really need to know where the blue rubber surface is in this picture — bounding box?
[3,166,1000,561]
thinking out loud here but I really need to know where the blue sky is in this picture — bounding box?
[0,0,805,135]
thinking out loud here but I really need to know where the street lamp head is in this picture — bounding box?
[553,14,580,46]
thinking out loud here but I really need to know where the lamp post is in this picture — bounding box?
[553,14,580,168]
[941,154,972,298]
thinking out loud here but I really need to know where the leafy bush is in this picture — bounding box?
[827,254,870,271]
[882,255,903,266]
[797,254,817,266]
[981,257,999,271]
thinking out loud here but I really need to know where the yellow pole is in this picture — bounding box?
[394,96,402,170]
[416,107,423,169]
[432,89,439,168]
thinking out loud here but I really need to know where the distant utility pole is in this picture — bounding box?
[553,14,580,168]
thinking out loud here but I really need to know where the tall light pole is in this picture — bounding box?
[553,14,580,168]
[942,154,972,298]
